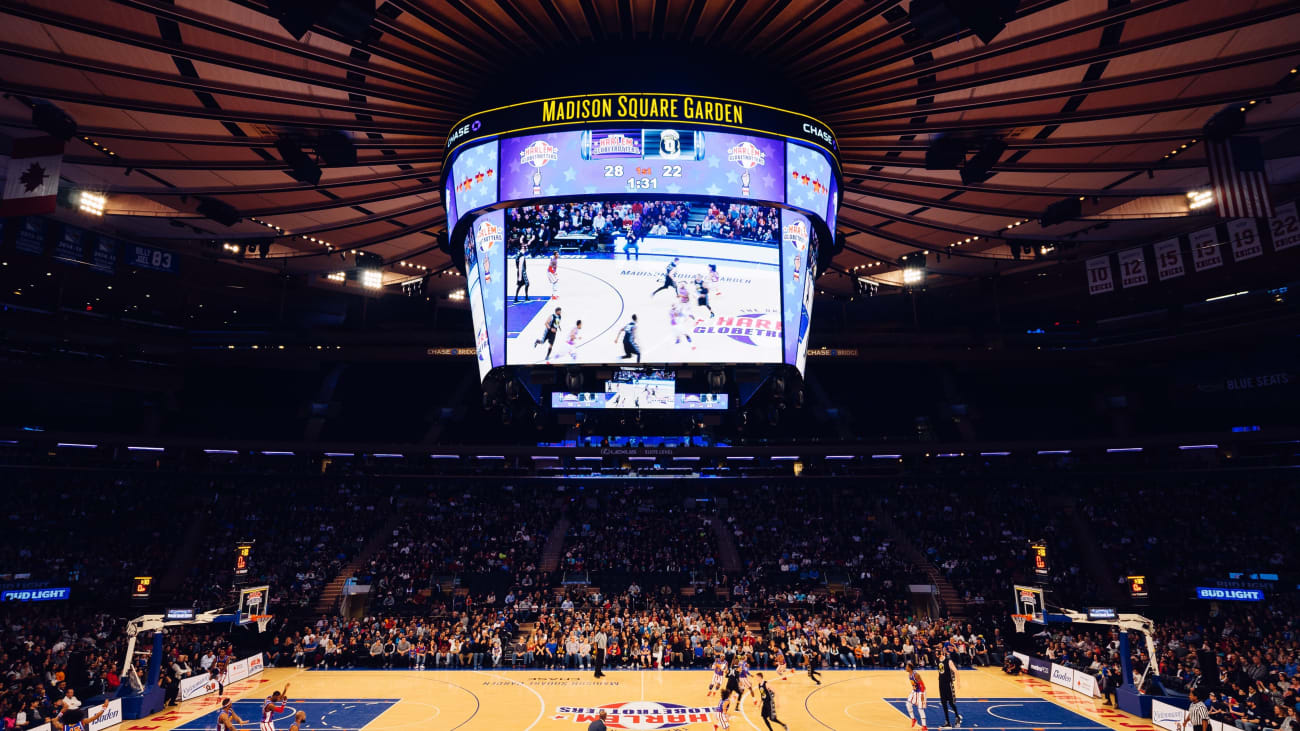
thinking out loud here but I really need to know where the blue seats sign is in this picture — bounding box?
[1195,586,1264,601]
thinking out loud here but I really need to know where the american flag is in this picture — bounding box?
[1205,136,1273,219]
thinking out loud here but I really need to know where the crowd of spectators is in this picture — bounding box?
[354,487,550,614]
[557,485,718,576]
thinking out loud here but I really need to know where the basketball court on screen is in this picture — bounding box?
[151,666,1159,731]
[506,250,782,366]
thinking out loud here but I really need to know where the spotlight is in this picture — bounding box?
[360,269,382,289]
[77,191,106,216]
[1187,189,1214,210]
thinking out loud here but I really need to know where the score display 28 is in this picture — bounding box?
[603,163,683,191]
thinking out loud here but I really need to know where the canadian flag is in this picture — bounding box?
[2,136,64,217]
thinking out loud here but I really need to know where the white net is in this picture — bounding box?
[255,615,271,634]
[1012,614,1028,634]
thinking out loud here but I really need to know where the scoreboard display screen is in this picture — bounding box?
[444,93,838,381]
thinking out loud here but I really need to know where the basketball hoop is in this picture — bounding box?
[1012,614,1030,634]
[251,615,272,634]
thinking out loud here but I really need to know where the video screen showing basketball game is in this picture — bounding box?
[503,199,784,366]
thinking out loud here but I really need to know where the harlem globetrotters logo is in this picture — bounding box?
[474,219,502,282]
[592,133,642,157]
[728,141,766,197]
[552,702,717,729]
[784,219,809,281]
[520,140,559,194]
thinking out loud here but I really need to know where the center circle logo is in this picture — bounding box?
[551,702,717,729]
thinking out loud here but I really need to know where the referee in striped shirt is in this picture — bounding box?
[1183,690,1210,731]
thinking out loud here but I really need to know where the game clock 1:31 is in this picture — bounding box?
[602,163,683,191]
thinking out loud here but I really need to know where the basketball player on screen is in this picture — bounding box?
[905,662,928,731]
[534,307,561,360]
[547,252,559,300]
[652,257,680,298]
[670,285,696,350]
[552,320,582,363]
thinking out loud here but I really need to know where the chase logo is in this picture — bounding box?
[552,702,715,729]
[802,123,834,147]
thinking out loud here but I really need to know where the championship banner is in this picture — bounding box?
[1189,227,1224,271]
[1085,255,1114,294]
[1118,247,1148,288]
[179,671,218,701]
[1269,202,1300,251]
[1226,218,1263,261]
[1153,238,1185,281]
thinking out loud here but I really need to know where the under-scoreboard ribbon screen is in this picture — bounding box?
[444,93,838,380]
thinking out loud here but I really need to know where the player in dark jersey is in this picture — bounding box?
[720,660,743,712]
[694,275,714,319]
[651,258,680,297]
[616,314,640,362]
[938,649,962,727]
[756,674,788,731]
[514,255,529,302]
[534,307,561,360]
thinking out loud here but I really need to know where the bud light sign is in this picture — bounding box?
[2,587,70,602]
[1195,587,1263,602]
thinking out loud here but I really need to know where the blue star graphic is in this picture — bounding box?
[707,155,720,168]
[584,185,597,194]
[725,170,739,184]
[762,173,775,187]
[545,184,559,196]
[563,167,577,181]
[706,184,722,196]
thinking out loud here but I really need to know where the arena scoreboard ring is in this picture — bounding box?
[443,93,840,381]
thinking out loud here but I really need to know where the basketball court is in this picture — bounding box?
[150,666,1159,731]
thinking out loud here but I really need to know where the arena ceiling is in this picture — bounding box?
[2,0,1299,294]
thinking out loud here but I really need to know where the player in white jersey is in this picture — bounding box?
[552,320,582,362]
[670,286,695,349]
[261,683,291,731]
[707,654,727,696]
[547,253,559,299]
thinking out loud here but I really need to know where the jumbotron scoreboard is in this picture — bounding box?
[442,93,840,384]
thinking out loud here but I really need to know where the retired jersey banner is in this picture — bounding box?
[1269,202,1300,251]
[1226,218,1263,261]
[1085,255,1114,295]
[1118,247,1148,288]
[1153,239,1185,281]
[1189,227,1224,272]
[1,136,63,217]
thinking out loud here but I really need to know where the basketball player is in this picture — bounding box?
[720,660,742,712]
[651,257,680,297]
[756,674,789,731]
[694,275,715,320]
[52,701,110,731]
[288,711,307,731]
[773,647,790,681]
[616,314,641,362]
[669,294,695,350]
[707,653,727,697]
[214,698,243,731]
[514,256,529,303]
[534,307,561,359]
[552,320,582,362]
[737,655,755,707]
[938,649,962,727]
[547,253,559,299]
[805,651,822,685]
[262,683,291,731]
[905,662,928,731]
[708,264,722,296]
[212,651,229,697]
